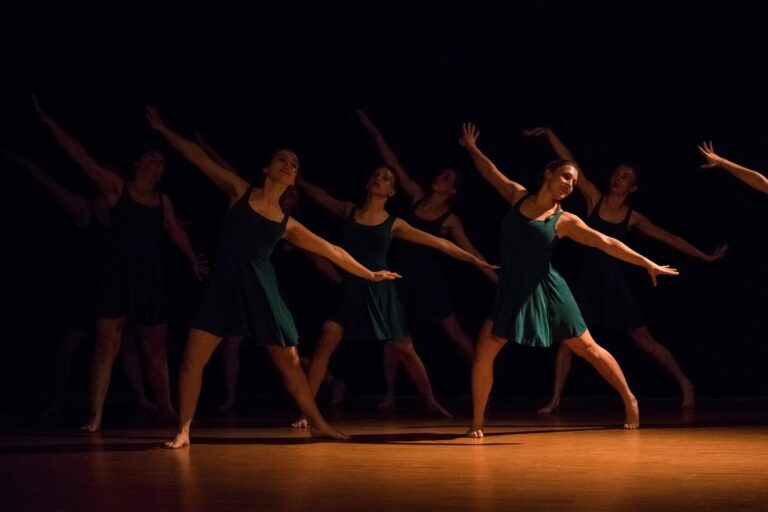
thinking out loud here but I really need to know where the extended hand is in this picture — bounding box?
[459,122,480,149]
[145,105,166,132]
[191,253,211,281]
[371,270,401,281]
[521,127,550,137]
[705,244,728,263]
[475,258,500,272]
[356,110,380,136]
[647,264,679,286]
[698,141,724,169]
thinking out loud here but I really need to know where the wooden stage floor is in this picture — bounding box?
[2,397,767,511]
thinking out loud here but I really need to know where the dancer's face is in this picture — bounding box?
[431,169,458,196]
[609,165,638,195]
[366,167,396,197]
[265,150,299,186]
[545,164,579,201]
[135,150,166,181]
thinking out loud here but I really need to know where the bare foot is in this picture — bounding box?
[623,396,640,429]
[80,422,100,433]
[681,381,695,409]
[329,380,347,407]
[426,401,453,419]
[291,418,308,429]
[164,432,190,449]
[537,399,560,415]
[308,421,350,440]
[377,395,395,410]
[465,427,484,438]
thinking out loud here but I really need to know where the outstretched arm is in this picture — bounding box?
[1,150,91,226]
[146,106,248,202]
[392,218,499,273]
[34,96,121,199]
[459,123,526,205]
[294,175,354,218]
[698,141,768,194]
[195,131,239,173]
[162,195,210,281]
[357,110,424,202]
[557,212,678,286]
[284,218,399,281]
[443,214,498,284]
[301,250,343,284]
[631,211,728,262]
[522,126,601,209]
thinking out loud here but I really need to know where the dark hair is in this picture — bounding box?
[543,158,579,175]
[268,147,302,170]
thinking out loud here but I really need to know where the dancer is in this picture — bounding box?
[357,111,496,408]
[146,107,398,447]
[35,99,208,432]
[698,141,768,194]
[195,133,347,411]
[0,150,156,414]
[524,127,726,410]
[459,123,679,437]
[294,164,498,427]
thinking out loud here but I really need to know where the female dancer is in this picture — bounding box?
[35,99,207,432]
[194,133,347,411]
[698,141,768,194]
[459,123,679,437]
[0,150,155,414]
[524,127,726,410]
[357,111,497,407]
[146,107,398,447]
[294,165,498,426]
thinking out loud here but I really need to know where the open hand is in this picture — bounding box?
[191,253,211,281]
[371,270,401,281]
[145,105,166,132]
[705,244,728,263]
[459,122,480,149]
[647,264,679,286]
[521,127,550,137]
[698,141,724,169]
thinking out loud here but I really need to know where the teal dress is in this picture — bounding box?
[331,208,409,342]
[393,198,454,325]
[96,185,167,325]
[490,195,587,347]
[193,187,298,346]
[574,196,645,331]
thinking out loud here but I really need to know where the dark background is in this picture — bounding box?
[0,1,766,411]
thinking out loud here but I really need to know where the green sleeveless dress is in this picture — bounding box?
[490,195,587,347]
[96,184,167,325]
[331,208,409,342]
[193,187,299,346]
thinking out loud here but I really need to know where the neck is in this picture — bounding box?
[131,172,156,192]
[261,177,289,207]
[604,191,629,208]
[533,188,558,210]
[424,191,450,208]
[361,193,389,212]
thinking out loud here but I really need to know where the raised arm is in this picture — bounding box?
[443,214,498,284]
[146,106,248,201]
[162,195,210,281]
[631,211,728,262]
[284,218,398,281]
[392,218,498,273]
[34,96,121,199]
[357,110,424,202]
[195,131,240,173]
[294,175,354,218]
[458,123,526,205]
[1,150,91,227]
[522,126,601,209]
[698,141,768,195]
[556,212,678,286]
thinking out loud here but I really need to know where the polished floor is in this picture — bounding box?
[2,397,767,512]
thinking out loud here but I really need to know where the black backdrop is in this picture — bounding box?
[0,1,766,408]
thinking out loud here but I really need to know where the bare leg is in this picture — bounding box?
[564,330,639,429]
[439,313,475,364]
[219,336,244,412]
[629,326,695,408]
[119,324,156,412]
[377,344,398,409]
[293,321,344,428]
[267,345,348,440]
[82,318,125,432]
[138,323,175,420]
[538,342,573,414]
[166,328,221,449]
[301,356,347,407]
[390,337,452,418]
[467,321,507,438]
